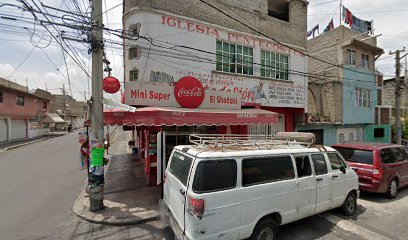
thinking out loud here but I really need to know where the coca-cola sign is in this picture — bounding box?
[174,76,205,108]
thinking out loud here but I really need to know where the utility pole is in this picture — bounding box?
[62,84,66,122]
[89,0,105,212]
[390,48,406,144]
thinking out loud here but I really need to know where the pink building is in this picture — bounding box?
[0,78,58,143]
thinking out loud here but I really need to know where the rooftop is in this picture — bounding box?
[332,142,401,151]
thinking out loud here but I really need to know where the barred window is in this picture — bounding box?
[261,50,289,80]
[216,40,253,75]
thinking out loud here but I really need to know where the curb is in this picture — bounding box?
[0,137,53,152]
[72,186,160,226]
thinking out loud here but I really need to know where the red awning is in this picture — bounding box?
[100,107,279,126]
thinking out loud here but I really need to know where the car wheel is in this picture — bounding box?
[342,192,357,216]
[250,218,278,240]
[386,178,398,199]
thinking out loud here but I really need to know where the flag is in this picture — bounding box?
[323,19,334,33]
[343,5,373,33]
[307,24,319,37]
[343,6,353,26]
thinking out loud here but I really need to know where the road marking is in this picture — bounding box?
[320,213,391,240]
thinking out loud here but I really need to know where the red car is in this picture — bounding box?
[332,143,408,198]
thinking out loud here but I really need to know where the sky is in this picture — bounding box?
[0,0,406,101]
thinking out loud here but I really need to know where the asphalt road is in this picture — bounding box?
[0,132,87,240]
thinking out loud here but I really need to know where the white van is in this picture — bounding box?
[160,134,359,240]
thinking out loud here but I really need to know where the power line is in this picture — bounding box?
[198,0,383,79]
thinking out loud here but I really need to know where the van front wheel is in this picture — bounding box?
[342,192,357,216]
[250,218,278,240]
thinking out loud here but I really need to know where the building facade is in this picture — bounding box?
[52,95,87,130]
[0,78,54,143]
[123,0,309,184]
[297,26,388,145]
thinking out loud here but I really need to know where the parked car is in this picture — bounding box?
[332,143,408,198]
[160,135,359,240]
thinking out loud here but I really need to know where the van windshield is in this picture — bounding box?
[333,147,373,165]
[168,151,193,186]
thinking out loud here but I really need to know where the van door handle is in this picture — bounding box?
[332,175,338,179]
[316,178,323,182]
[179,189,186,196]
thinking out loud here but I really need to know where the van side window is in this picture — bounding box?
[381,148,395,164]
[294,155,312,178]
[168,152,193,186]
[242,155,295,187]
[390,148,405,162]
[327,153,345,171]
[193,160,237,193]
[311,154,328,175]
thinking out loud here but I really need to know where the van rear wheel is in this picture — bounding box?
[342,192,357,216]
[386,178,398,199]
[250,218,278,240]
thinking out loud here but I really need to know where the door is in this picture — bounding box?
[402,147,408,186]
[327,152,351,207]
[164,151,194,232]
[311,154,332,213]
[11,119,26,140]
[381,148,404,185]
[391,147,408,186]
[293,154,317,218]
[0,119,7,142]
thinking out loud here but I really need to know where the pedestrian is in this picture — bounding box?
[80,140,89,171]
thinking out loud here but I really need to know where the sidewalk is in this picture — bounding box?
[73,132,161,226]
[0,133,66,152]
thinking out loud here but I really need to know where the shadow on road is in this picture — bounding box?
[359,187,408,204]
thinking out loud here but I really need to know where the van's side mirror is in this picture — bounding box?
[340,166,346,174]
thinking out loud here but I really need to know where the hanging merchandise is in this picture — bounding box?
[323,19,334,33]
[343,6,372,33]
[307,24,319,37]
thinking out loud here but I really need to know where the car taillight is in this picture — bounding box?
[373,168,383,180]
[187,196,204,219]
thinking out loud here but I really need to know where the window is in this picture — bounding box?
[193,160,236,193]
[356,88,371,108]
[0,91,3,103]
[334,148,373,164]
[129,24,140,36]
[16,95,24,106]
[267,0,289,22]
[362,54,369,69]
[261,50,289,80]
[168,152,193,186]
[129,47,139,59]
[374,128,385,138]
[129,70,139,81]
[242,155,294,186]
[42,100,47,109]
[348,49,356,65]
[381,148,395,164]
[216,40,253,75]
[311,154,328,175]
[295,155,312,178]
[327,153,345,171]
[390,148,406,163]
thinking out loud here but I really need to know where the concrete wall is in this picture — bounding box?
[296,123,367,146]
[124,0,308,48]
[0,89,50,118]
[364,125,391,143]
[342,67,376,124]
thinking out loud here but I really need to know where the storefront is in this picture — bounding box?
[116,10,308,185]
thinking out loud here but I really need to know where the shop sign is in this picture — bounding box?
[125,81,241,110]
[103,76,120,94]
[174,76,205,108]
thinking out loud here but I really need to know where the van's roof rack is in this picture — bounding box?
[189,132,315,150]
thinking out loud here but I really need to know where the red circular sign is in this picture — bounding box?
[103,76,120,94]
[174,76,205,108]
